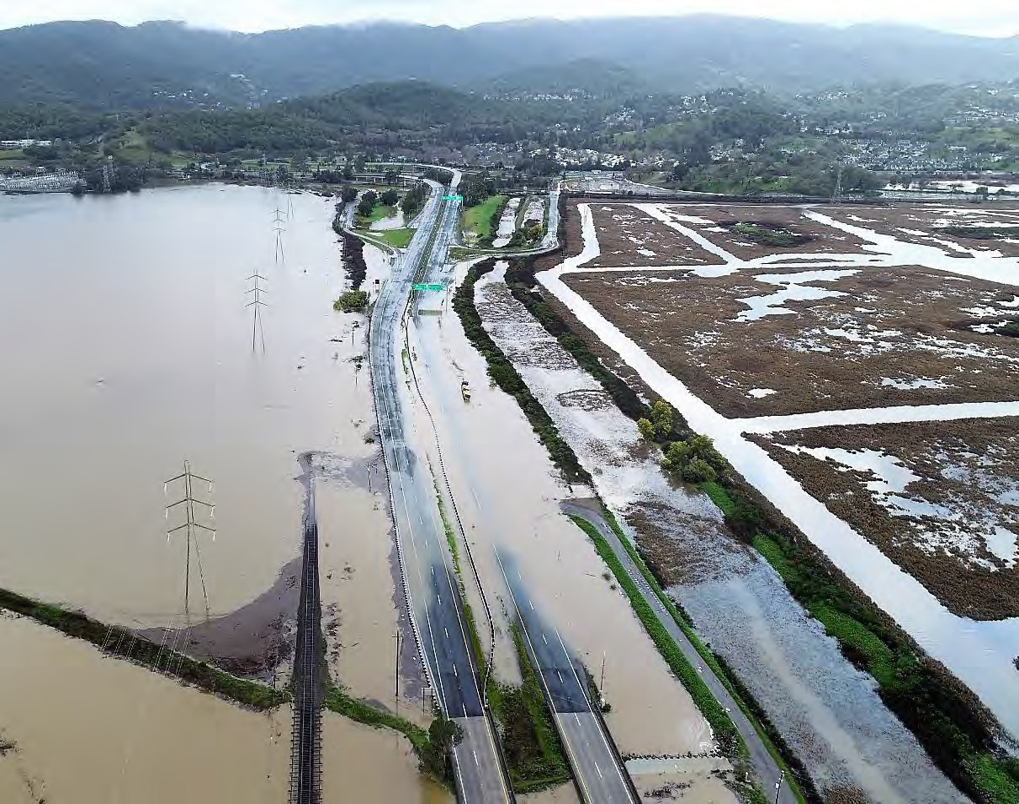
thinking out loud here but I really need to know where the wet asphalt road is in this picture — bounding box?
[367,172,511,804]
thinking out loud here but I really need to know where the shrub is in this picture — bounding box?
[334,290,369,312]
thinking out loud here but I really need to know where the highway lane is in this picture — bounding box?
[497,553,637,804]
[366,171,511,804]
[407,221,635,804]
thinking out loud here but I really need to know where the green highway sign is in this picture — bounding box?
[442,194,463,202]
[412,283,445,292]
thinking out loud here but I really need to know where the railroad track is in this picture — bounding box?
[289,481,323,804]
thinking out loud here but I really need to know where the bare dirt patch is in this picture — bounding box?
[585,204,724,268]
[564,265,1019,417]
[820,203,1019,258]
[750,418,1019,620]
[652,203,873,259]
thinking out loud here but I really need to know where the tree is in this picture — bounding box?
[421,716,464,780]
[662,435,724,484]
[356,190,378,218]
[638,400,675,441]
[649,400,674,438]
[380,188,400,206]
[340,184,357,203]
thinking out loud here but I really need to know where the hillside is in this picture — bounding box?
[0,17,1018,109]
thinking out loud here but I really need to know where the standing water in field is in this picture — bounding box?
[0,186,361,631]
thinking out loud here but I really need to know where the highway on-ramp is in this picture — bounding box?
[367,170,511,804]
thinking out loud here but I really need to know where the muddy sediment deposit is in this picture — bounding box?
[563,265,1019,418]
[752,418,1019,620]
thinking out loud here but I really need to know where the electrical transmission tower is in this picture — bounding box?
[285,179,296,220]
[272,207,287,265]
[831,162,844,205]
[247,272,268,352]
[165,461,216,620]
[102,157,114,194]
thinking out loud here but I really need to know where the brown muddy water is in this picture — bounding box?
[0,611,291,803]
[0,612,445,804]
[0,185,357,632]
[403,264,724,775]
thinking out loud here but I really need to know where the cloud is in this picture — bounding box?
[0,0,1016,36]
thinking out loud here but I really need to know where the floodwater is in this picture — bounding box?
[476,266,965,801]
[370,207,407,231]
[537,201,1019,740]
[0,611,291,803]
[0,185,352,629]
[0,612,446,804]
[493,198,521,248]
[321,712,452,803]
[403,262,726,772]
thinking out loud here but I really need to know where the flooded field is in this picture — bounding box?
[536,200,1019,739]
[0,185,354,639]
[0,611,291,803]
[474,266,965,802]
[754,418,1019,619]
[563,265,1019,417]
[320,713,451,803]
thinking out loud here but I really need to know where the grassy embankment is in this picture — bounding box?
[377,228,415,248]
[324,686,429,751]
[0,586,288,710]
[462,195,508,248]
[431,472,570,793]
[569,513,806,804]
[504,255,1019,804]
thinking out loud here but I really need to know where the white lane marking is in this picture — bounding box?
[473,750,479,766]
[444,627,449,639]
[453,663,458,677]
[471,485,481,507]
[541,633,547,645]
[528,599,534,611]
[595,762,603,779]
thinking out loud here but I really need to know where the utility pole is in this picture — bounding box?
[831,163,844,205]
[773,769,786,804]
[394,629,403,709]
[165,461,216,620]
[273,206,286,265]
[247,272,268,352]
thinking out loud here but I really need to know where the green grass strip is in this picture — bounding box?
[324,686,429,752]
[453,261,590,485]
[497,625,572,794]
[0,586,288,710]
[569,516,741,753]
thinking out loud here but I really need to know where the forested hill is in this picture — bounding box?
[1,16,1018,109]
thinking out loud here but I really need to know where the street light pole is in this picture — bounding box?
[773,769,786,804]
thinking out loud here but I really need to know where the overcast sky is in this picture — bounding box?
[1,0,1017,37]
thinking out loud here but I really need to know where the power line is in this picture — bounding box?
[164,461,216,620]
[247,272,268,353]
[272,207,287,265]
